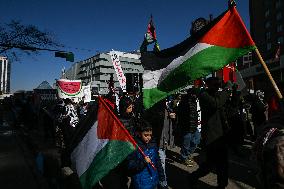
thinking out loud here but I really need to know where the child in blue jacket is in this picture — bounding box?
[127,119,168,189]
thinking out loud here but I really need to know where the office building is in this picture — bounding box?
[239,0,284,96]
[65,51,143,95]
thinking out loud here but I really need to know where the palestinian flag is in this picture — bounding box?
[70,97,137,189]
[140,15,160,52]
[145,15,158,44]
[141,6,256,109]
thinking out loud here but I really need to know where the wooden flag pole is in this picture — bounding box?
[255,47,283,99]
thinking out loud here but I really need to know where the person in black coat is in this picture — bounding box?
[119,95,136,136]
[177,88,201,166]
[188,77,232,189]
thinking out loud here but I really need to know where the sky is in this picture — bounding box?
[1,0,250,92]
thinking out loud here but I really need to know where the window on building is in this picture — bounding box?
[276,0,281,9]
[265,9,270,17]
[248,53,252,61]
[278,36,284,44]
[266,32,271,40]
[267,43,272,50]
[277,12,282,20]
[98,58,108,62]
[276,12,282,20]
[248,55,252,61]
[265,21,271,28]
[277,24,283,32]
[264,0,271,7]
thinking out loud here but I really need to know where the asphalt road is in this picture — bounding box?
[165,142,262,189]
[0,123,48,189]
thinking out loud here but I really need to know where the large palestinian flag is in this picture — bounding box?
[70,97,137,189]
[141,6,256,109]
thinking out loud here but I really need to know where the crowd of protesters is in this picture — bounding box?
[1,78,284,189]
[95,77,284,189]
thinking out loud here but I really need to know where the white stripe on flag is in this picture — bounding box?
[158,43,213,84]
[143,68,165,89]
[71,121,108,177]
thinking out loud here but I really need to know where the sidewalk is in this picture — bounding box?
[0,121,49,189]
[165,140,262,189]
[21,122,63,189]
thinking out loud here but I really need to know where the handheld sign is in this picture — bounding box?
[110,51,127,92]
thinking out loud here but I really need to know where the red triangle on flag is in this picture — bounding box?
[97,97,136,147]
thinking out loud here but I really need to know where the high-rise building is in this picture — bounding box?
[0,57,11,94]
[239,0,284,96]
[250,0,283,61]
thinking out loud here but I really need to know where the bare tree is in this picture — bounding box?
[0,20,61,60]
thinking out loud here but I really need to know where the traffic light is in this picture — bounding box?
[55,51,74,62]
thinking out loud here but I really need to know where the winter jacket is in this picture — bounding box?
[251,96,268,127]
[143,100,166,148]
[119,115,136,137]
[177,94,198,134]
[199,89,231,146]
[127,137,166,189]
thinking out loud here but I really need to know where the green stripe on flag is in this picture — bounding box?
[79,140,135,189]
[143,45,256,109]
[158,45,256,91]
[143,87,171,110]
